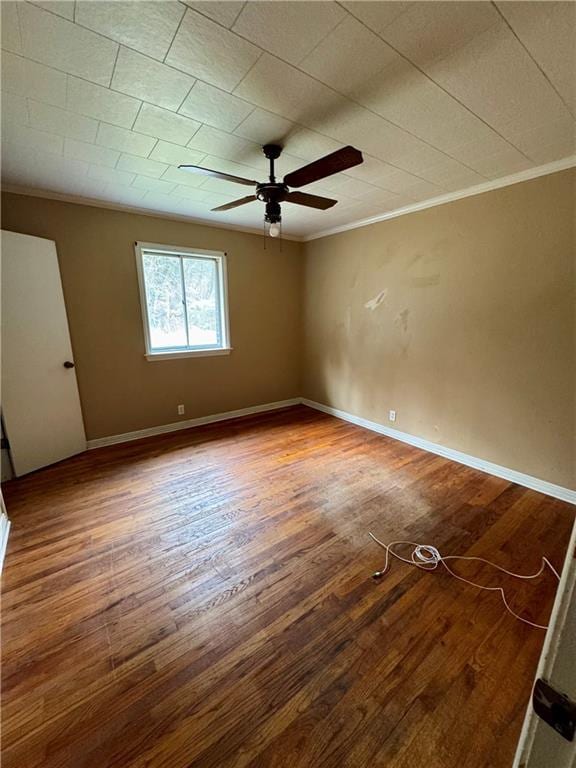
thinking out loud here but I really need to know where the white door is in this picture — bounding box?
[1,230,86,476]
[513,516,576,767]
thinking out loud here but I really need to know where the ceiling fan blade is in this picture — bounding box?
[283,146,363,188]
[179,164,257,187]
[285,191,337,210]
[211,195,257,212]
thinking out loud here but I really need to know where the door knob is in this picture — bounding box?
[63,361,75,369]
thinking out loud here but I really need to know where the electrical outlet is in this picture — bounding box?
[389,410,396,423]
[177,404,185,415]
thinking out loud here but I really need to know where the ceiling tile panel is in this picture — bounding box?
[179,80,254,131]
[1,2,23,54]
[3,123,64,156]
[96,123,157,158]
[401,179,444,202]
[67,76,141,128]
[314,100,440,170]
[183,2,244,29]
[87,164,136,186]
[198,175,254,197]
[1,149,91,193]
[1,91,30,128]
[345,156,417,188]
[188,124,262,167]
[232,1,345,65]
[234,53,351,130]
[458,148,533,179]
[64,137,120,167]
[100,183,146,206]
[194,153,261,181]
[173,184,211,202]
[446,131,528,173]
[18,2,118,85]
[31,1,75,21]
[161,166,208,188]
[166,9,261,91]
[75,1,185,61]
[496,1,576,116]
[1,52,67,107]
[23,150,89,179]
[502,117,576,165]
[380,1,500,69]
[142,191,188,212]
[116,153,169,178]
[360,165,437,196]
[132,175,178,194]
[418,23,574,144]
[359,59,511,156]
[323,175,387,200]
[150,141,206,167]
[111,47,196,111]
[301,15,397,96]
[301,20,513,157]
[234,108,294,146]
[416,162,485,189]
[341,2,412,35]
[283,128,345,162]
[29,100,99,142]
[133,103,201,145]
[273,151,318,180]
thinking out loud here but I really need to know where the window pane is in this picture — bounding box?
[183,257,220,347]
[143,253,187,349]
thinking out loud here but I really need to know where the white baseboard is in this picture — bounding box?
[302,398,576,505]
[86,398,301,449]
[86,395,576,505]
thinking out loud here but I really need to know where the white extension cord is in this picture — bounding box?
[369,533,560,630]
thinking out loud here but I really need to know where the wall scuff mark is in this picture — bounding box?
[395,309,410,332]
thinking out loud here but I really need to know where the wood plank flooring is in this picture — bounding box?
[2,405,574,768]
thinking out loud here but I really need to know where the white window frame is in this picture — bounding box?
[135,241,231,361]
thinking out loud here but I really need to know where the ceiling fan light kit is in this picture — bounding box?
[179,143,364,238]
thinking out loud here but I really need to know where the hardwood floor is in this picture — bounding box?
[2,405,574,768]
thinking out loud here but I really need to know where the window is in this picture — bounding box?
[135,242,230,360]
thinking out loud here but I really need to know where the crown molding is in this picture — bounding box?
[0,185,305,243]
[304,156,576,242]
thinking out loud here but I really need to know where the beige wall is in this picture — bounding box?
[2,170,575,489]
[1,193,303,440]
[303,169,575,490]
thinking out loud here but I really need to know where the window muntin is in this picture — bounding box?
[135,243,229,358]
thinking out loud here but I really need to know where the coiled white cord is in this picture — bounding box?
[369,533,560,630]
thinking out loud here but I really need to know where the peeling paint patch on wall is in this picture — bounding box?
[364,289,388,311]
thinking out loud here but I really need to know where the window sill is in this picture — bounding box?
[145,348,232,361]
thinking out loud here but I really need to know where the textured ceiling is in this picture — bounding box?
[1,1,575,238]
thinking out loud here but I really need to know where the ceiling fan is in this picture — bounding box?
[179,144,363,237]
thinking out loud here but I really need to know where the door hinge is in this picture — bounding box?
[0,437,9,451]
[533,678,576,742]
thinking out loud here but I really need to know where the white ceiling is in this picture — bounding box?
[1,1,575,238]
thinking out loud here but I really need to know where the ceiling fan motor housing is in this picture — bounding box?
[257,182,287,223]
